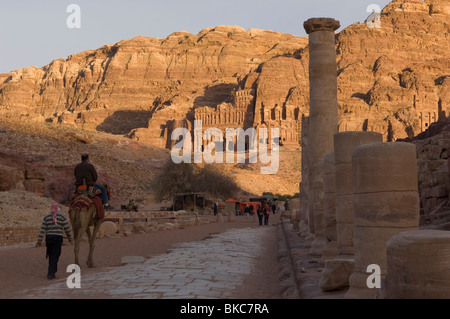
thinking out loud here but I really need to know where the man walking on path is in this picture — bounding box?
[36,202,73,279]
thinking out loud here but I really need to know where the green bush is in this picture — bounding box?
[262,192,275,197]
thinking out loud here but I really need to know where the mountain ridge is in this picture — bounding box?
[0,0,449,214]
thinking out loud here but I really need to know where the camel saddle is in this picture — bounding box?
[70,187,105,219]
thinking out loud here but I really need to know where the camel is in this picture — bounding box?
[69,204,103,268]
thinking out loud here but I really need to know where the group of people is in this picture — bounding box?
[35,153,109,280]
[256,200,278,226]
[223,199,279,226]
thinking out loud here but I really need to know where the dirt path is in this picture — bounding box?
[0,216,282,299]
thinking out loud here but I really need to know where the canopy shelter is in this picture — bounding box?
[239,201,262,214]
[173,192,206,214]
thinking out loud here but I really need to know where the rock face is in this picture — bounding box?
[0,0,449,149]
[0,120,165,212]
[0,150,73,199]
[335,0,450,141]
[0,26,307,149]
[400,117,450,228]
[1,0,450,225]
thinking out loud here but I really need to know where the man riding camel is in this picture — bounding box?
[74,153,109,208]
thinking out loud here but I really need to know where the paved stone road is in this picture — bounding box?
[20,227,282,299]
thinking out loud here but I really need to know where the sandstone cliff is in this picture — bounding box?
[0,26,307,139]
[1,1,449,145]
[0,0,450,208]
[334,0,450,141]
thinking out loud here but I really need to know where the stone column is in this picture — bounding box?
[346,142,420,299]
[289,197,301,229]
[309,159,326,259]
[299,115,310,237]
[386,229,450,299]
[303,17,340,242]
[299,181,312,241]
[319,132,382,292]
[321,152,337,260]
[310,154,338,291]
[334,131,383,258]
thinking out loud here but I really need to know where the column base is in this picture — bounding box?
[309,235,327,265]
[345,271,384,299]
[320,240,338,262]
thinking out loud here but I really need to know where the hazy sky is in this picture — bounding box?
[0,0,392,74]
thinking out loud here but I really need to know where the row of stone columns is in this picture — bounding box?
[334,131,383,259]
[315,138,423,298]
[301,16,450,299]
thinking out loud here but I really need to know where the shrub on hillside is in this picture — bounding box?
[151,161,240,200]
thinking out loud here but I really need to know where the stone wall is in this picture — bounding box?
[0,210,211,247]
[411,131,450,223]
[0,226,40,246]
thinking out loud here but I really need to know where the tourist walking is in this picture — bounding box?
[264,204,270,225]
[244,205,250,222]
[36,202,73,279]
[256,206,263,226]
[272,201,277,215]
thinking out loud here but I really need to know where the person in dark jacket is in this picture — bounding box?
[74,153,109,206]
[272,202,277,215]
[263,204,270,225]
[36,202,72,279]
[244,205,250,221]
[74,153,98,187]
[256,206,263,226]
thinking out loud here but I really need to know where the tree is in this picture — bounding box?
[151,161,240,200]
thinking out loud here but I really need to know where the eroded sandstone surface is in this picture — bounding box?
[1,1,449,146]
[1,0,450,226]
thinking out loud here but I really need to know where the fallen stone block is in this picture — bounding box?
[121,256,145,264]
[318,258,354,292]
[99,221,118,236]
